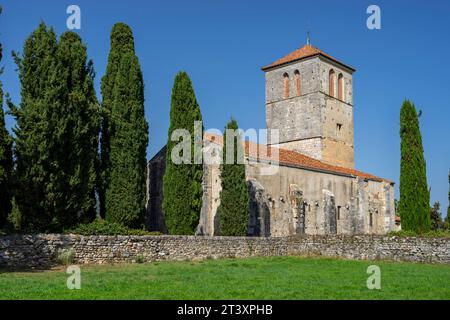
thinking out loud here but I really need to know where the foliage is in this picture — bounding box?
[99,23,136,219]
[101,23,148,228]
[135,256,145,264]
[105,50,148,228]
[0,6,13,228]
[9,24,100,232]
[217,118,249,236]
[398,100,430,233]
[54,31,100,225]
[57,248,75,265]
[430,202,444,231]
[66,218,159,236]
[394,199,399,216]
[6,198,21,232]
[162,72,203,235]
[447,171,450,227]
[9,23,60,231]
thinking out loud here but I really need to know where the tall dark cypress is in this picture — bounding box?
[55,31,100,226]
[100,23,135,219]
[217,118,249,236]
[163,72,203,235]
[399,100,430,233]
[447,171,450,226]
[9,23,60,231]
[10,24,99,231]
[105,51,148,227]
[0,5,13,228]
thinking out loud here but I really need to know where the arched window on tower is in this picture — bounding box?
[294,70,301,96]
[283,73,290,99]
[338,73,344,101]
[329,69,335,97]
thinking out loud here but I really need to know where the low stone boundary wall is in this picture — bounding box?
[0,234,449,268]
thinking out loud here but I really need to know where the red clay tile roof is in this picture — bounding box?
[204,133,391,183]
[261,44,355,72]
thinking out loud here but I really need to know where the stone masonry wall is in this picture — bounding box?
[0,234,449,269]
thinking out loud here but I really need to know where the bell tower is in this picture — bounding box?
[262,43,356,169]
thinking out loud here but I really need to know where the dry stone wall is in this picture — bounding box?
[0,234,449,269]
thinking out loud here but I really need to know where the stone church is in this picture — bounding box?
[147,43,396,237]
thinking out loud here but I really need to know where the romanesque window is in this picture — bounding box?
[283,73,290,99]
[329,69,335,97]
[337,206,341,220]
[338,73,344,101]
[369,212,373,227]
[294,70,301,96]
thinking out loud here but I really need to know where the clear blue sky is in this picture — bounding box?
[1,0,449,213]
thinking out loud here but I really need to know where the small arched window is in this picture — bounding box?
[329,69,335,97]
[294,70,301,96]
[283,73,290,99]
[338,73,344,101]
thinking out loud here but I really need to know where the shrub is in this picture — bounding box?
[135,256,145,264]
[7,198,22,232]
[57,248,75,265]
[65,218,160,236]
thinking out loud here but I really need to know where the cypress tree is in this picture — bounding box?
[0,6,13,228]
[217,118,249,236]
[399,100,430,233]
[447,172,450,223]
[9,23,60,231]
[105,51,148,227]
[100,23,135,219]
[163,72,203,235]
[10,24,99,231]
[54,31,100,226]
[447,171,450,227]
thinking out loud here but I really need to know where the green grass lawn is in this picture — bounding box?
[0,256,449,300]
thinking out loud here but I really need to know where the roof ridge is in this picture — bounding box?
[203,133,390,183]
[261,43,355,72]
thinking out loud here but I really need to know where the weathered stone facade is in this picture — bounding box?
[146,43,396,237]
[148,142,395,237]
[1,234,449,269]
[265,55,355,169]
